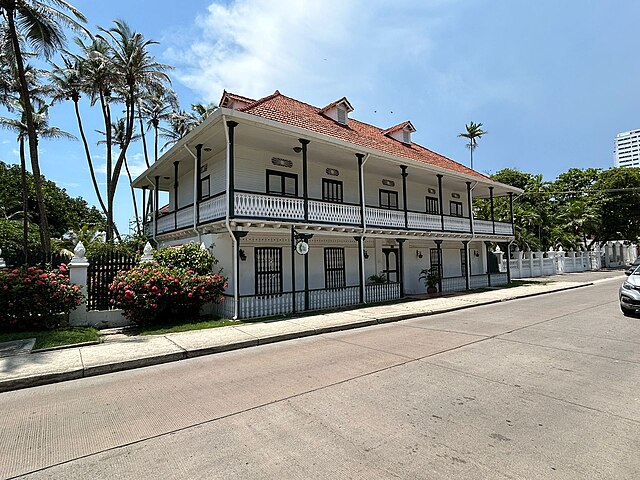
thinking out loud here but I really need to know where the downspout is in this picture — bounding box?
[222,115,239,320]
[183,144,202,241]
[359,153,370,302]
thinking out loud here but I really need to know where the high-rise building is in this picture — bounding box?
[614,129,640,168]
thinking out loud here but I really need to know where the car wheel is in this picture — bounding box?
[621,306,636,317]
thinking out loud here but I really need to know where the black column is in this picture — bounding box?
[489,186,495,235]
[485,241,492,286]
[508,192,514,236]
[354,236,365,303]
[173,161,179,230]
[232,231,248,318]
[400,165,408,229]
[195,144,203,224]
[435,239,443,292]
[141,186,147,229]
[505,241,512,284]
[300,139,310,222]
[227,121,238,218]
[154,175,159,236]
[356,153,365,228]
[291,226,296,314]
[437,174,444,231]
[466,181,473,234]
[462,240,470,290]
[396,238,405,298]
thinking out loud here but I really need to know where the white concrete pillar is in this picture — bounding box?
[69,242,89,326]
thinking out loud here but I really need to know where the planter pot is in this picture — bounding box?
[426,286,438,295]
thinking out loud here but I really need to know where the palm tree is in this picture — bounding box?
[139,85,178,163]
[97,118,142,234]
[458,121,487,171]
[0,0,86,257]
[0,105,76,259]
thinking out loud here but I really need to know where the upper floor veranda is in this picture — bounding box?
[133,92,521,240]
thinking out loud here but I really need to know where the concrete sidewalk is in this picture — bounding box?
[0,272,624,393]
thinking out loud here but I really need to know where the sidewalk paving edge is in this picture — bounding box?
[0,281,594,393]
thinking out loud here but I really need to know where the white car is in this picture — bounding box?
[620,265,640,316]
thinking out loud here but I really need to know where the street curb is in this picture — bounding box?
[0,281,596,393]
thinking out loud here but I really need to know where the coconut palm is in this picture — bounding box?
[0,105,76,259]
[139,85,178,163]
[458,121,487,171]
[0,0,87,257]
[97,118,142,234]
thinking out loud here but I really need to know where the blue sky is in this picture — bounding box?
[1,0,639,235]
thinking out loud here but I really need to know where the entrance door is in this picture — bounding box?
[382,248,399,283]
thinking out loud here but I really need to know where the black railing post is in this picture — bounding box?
[356,153,365,228]
[300,139,310,222]
[232,231,248,318]
[437,174,444,231]
[141,186,147,229]
[291,226,296,314]
[509,192,514,235]
[227,121,238,218]
[505,241,512,284]
[400,165,408,229]
[154,175,159,236]
[173,161,179,230]
[485,241,492,286]
[355,236,365,303]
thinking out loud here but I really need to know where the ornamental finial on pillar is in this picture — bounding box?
[140,242,154,263]
[71,241,87,264]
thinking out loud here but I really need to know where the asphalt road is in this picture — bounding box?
[1,274,638,479]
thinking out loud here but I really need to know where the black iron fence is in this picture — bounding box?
[87,252,137,311]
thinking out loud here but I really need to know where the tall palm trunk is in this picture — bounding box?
[123,156,141,234]
[19,137,28,262]
[73,98,108,216]
[7,9,51,257]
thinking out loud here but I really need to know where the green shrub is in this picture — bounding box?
[152,242,217,275]
[109,263,226,325]
[0,265,83,331]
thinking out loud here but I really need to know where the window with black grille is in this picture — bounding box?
[322,179,343,203]
[324,247,346,288]
[426,196,439,214]
[255,247,282,295]
[379,189,399,210]
[430,248,442,277]
[450,201,463,217]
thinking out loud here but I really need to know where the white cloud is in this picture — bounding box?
[94,152,148,181]
[166,0,446,105]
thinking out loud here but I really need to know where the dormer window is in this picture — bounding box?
[383,121,416,144]
[320,97,354,126]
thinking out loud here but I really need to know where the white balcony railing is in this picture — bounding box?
[443,215,469,232]
[475,219,493,234]
[176,206,193,230]
[494,222,513,235]
[407,211,441,230]
[308,200,361,225]
[199,194,226,223]
[365,207,405,228]
[235,192,304,220]
[156,214,175,234]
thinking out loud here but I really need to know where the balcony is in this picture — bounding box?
[148,191,513,236]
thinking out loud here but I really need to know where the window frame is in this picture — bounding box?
[322,178,344,203]
[425,196,439,214]
[200,175,210,200]
[450,200,463,217]
[324,247,346,289]
[255,247,283,295]
[460,248,468,277]
[266,169,298,197]
[379,189,399,210]
[430,248,442,278]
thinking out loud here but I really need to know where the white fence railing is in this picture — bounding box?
[365,207,405,228]
[407,211,441,230]
[156,214,175,234]
[308,200,361,225]
[235,192,304,220]
[199,194,226,223]
[443,216,469,232]
[366,282,401,303]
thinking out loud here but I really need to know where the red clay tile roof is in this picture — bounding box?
[318,96,354,113]
[236,90,490,181]
[219,90,255,108]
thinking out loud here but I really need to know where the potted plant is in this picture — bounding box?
[419,268,440,294]
[367,273,387,284]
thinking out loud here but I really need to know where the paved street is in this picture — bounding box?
[1,274,638,479]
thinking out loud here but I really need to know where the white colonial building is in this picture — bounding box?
[133,91,521,319]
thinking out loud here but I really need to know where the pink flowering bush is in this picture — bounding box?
[109,263,227,325]
[0,264,83,331]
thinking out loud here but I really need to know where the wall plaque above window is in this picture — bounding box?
[271,157,293,168]
[451,192,461,199]
[200,164,208,174]
[325,168,339,176]
[427,187,436,194]
[382,179,395,187]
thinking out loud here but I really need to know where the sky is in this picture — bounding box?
[1,0,639,235]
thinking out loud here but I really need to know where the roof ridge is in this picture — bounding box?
[238,89,282,112]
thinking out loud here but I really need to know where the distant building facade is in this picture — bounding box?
[614,129,640,168]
